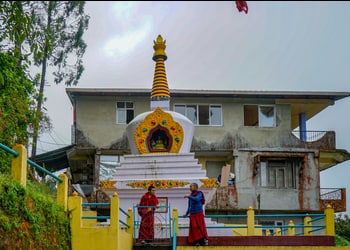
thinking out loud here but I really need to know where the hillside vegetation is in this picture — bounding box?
[0,173,71,249]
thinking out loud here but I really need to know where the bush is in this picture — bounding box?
[335,213,350,242]
[0,174,71,249]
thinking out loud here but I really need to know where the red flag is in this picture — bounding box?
[236,1,248,14]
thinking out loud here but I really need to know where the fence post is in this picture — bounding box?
[11,144,27,187]
[288,220,295,236]
[68,192,82,250]
[126,207,133,235]
[304,216,312,236]
[110,192,119,230]
[57,174,68,211]
[324,205,335,236]
[68,191,82,227]
[172,207,179,236]
[247,206,255,236]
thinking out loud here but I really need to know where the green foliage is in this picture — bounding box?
[1,1,90,80]
[0,52,35,143]
[335,234,350,246]
[0,52,36,173]
[0,151,11,175]
[0,174,71,249]
[0,1,33,62]
[335,213,350,242]
[28,1,90,86]
[0,1,89,158]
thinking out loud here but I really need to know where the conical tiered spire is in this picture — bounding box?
[150,35,170,111]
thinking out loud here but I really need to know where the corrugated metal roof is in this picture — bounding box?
[34,145,74,174]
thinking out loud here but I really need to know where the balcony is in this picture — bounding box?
[320,188,346,213]
[292,130,335,149]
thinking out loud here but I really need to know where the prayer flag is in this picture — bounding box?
[236,1,248,14]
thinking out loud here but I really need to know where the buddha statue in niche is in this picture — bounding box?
[149,128,170,152]
[153,136,166,150]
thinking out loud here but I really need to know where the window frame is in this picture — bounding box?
[259,158,299,189]
[174,103,222,126]
[116,101,134,124]
[244,104,276,127]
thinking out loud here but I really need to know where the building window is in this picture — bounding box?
[116,101,134,124]
[260,220,284,236]
[260,158,299,189]
[244,105,276,127]
[174,104,222,126]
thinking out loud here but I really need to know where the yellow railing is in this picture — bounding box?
[175,205,335,237]
[68,192,133,250]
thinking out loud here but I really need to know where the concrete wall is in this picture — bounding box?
[74,96,298,149]
[72,94,324,212]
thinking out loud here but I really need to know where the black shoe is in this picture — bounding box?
[202,239,208,246]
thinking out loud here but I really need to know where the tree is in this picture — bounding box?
[28,1,89,160]
[0,52,36,173]
[0,1,90,161]
[0,1,33,64]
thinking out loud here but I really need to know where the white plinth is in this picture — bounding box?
[108,152,214,224]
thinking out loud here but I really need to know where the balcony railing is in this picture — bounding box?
[292,130,328,142]
[320,188,346,212]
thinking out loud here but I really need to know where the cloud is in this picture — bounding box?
[103,21,152,57]
[103,2,152,58]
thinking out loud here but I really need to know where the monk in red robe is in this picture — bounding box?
[138,185,159,244]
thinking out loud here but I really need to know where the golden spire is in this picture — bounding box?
[151,35,170,101]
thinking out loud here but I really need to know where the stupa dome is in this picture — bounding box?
[126,107,194,154]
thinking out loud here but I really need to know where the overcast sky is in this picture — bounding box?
[38,1,350,214]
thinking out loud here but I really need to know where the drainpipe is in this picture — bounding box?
[257,194,261,224]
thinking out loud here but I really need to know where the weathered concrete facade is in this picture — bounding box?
[66,88,350,216]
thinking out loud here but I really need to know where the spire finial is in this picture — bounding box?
[152,35,167,61]
[151,34,170,110]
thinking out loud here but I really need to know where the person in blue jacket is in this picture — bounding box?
[184,182,209,246]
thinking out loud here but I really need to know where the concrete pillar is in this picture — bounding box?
[247,206,255,236]
[304,216,312,236]
[57,174,68,211]
[288,220,295,236]
[110,192,119,230]
[324,205,335,236]
[11,144,27,187]
[126,207,133,235]
[68,191,82,250]
[172,207,179,236]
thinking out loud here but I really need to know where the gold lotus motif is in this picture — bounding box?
[127,179,189,189]
[200,178,219,188]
